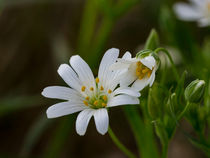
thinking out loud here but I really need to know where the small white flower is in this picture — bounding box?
[42,48,140,136]
[111,51,157,91]
[173,0,210,27]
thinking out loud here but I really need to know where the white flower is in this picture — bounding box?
[42,48,140,136]
[173,0,210,27]
[111,51,157,91]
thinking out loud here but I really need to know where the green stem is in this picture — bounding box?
[108,127,137,158]
[161,143,168,158]
[155,47,179,82]
[177,102,190,121]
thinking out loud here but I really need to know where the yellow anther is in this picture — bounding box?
[100,86,104,91]
[139,75,144,80]
[103,95,107,101]
[147,71,152,77]
[90,87,94,91]
[102,103,107,107]
[85,96,89,100]
[136,61,142,67]
[94,100,98,106]
[81,86,86,92]
[142,68,149,74]
[136,71,141,76]
[108,89,112,94]
[83,100,88,106]
[95,77,99,83]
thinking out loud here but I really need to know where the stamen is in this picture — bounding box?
[139,75,144,80]
[83,100,88,106]
[142,68,149,74]
[95,77,99,83]
[147,71,152,77]
[136,61,142,66]
[108,89,112,94]
[100,86,104,91]
[103,95,107,101]
[136,70,141,76]
[85,96,89,100]
[94,100,98,106]
[81,86,86,92]
[102,103,107,107]
[90,87,94,91]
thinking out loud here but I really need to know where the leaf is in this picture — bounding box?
[20,114,52,158]
[123,106,159,158]
[148,83,167,119]
[154,120,168,146]
[185,132,210,156]
[42,115,75,158]
[175,71,187,104]
[144,29,159,50]
[0,95,44,117]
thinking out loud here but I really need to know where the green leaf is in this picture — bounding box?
[185,132,210,156]
[0,95,44,117]
[20,114,52,158]
[43,115,75,158]
[123,106,159,158]
[175,71,187,104]
[144,29,159,50]
[148,83,168,119]
[154,120,168,146]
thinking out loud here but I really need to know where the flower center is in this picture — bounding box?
[135,61,152,80]
[81,77,112,109]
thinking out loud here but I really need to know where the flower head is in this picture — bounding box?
[42,48,140,135]
[111,51,158,91]
[173,0,210,27]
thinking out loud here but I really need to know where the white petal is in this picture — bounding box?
[173,3,202,21]
[76,109,95,136]
[108,95,139,107]
[122,51,132,59]
[70,55,95,89]
[149,70,156,87]
[198,18,210,27]
[189,0,205,7]
[109,62,130,70]
[42,86,82,100]
[109,51,132,70]
[46,101,86,118]
[132,78,149,91]
[114,87,140,97]
[120,63,137,87]
[140,56,156,70]
[98,48,119,88]
[93,108,109,135]
[57,64,82,91]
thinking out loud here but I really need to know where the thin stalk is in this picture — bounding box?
[108,127,137,158]
[155,47,179,82]
[161,143,168,158]
[177,102,190,121]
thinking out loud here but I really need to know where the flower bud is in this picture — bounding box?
[184,79,205,103]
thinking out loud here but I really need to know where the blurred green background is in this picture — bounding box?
[0,0,209,157]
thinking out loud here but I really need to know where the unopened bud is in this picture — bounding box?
[184,79,205,103]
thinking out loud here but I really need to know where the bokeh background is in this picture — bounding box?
[0,0,209,158]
